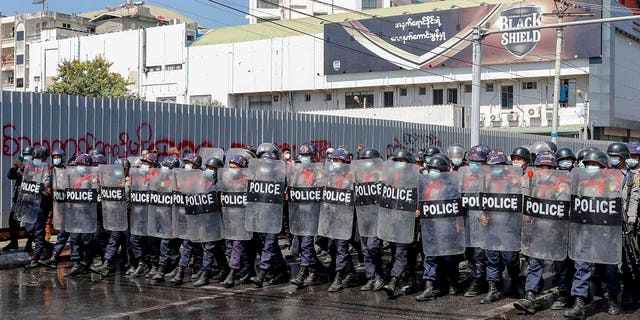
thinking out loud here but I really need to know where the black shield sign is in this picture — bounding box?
[499,6,543,58]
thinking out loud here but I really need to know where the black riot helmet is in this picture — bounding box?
[359,148,381,160]
[510,147,531,164]
[607,142,631,160]
[256,143,280,159]
[391,149,416,164]
[22,146,35,157]
[428,156,450,172]
[423,146,442,163]
[577,147,599,162]
[582,150,610,168]
[555,147,577,161]
[205,157,224,169]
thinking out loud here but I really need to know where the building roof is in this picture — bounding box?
[80,4,199,26]
[485,125,583,135]
[192,0,518,46]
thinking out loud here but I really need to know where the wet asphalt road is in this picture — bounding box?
[2,261,640,320]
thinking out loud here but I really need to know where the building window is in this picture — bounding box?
[16,31,24,41]
[16,55,24,65]
[156,96,176,103]
[34,76,41,82]
[305,94,311,102]
[190,95,211,105]
[400,88,407,96]
[345,91,374,109]
[186,35,194,42]
[248,95,272,110]
[16,78,24,88]
[165,64,182,71]
[521,81,537,90]
[433,89,443,105]
[273,95,279,102]
[87,27,95,33]
[325,93,332,101]
[257,0,279,9]
[447,88,458,104]
[464,84,472,93]
[485,83,495,92]
[362,0,378,9]
[501,85,514,109]
[418,87,426,95]
[145,65,161,72]
[62,23,71,30]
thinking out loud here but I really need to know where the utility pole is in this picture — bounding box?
[470,27,482,147]
[549,0,569,143]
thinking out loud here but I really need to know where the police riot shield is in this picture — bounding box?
[199,148,225,168]
[245,158,286,234]
[521,168,571,261]
[181,171,223,242]
[52,167,67,230]
[419,172,465,256]
[318,162,355,240]
[173,168,193,239]
[458,166,488,248]
[97,165,128,232]
[569,168,623,264]
[287,163,324,236]
[15,162,49,224]
[225,148,256,165]
[147,168,176,238]
[376,161,419,244]
[352,159,384,237]
[128,156,142,168]
[480,166,523,252]
[129,168,150,236]
[64,166,99,233]
[219,168,252,240]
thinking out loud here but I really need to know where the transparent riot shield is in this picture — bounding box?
[15,162,48,224]
[287,163,324,236]
[219,168,252,240]
[199,148,225,169]
[352,158,384,237]
[245,158,286,234]
[569,168,623,264]
[147,168,176,238]
[181,170,223,242]
[129,168,150,236]
[376,160,419,244]
[64,166,99,234]
[318,162,355,240]
[521,168,571,261]
[480,166,523,252]
[225,148,256,166]
[97,165,128,232]
[419,172,465,256]
[52,167,67,230]
[458,166,488,248]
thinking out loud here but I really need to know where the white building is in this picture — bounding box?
[27,0,640,141]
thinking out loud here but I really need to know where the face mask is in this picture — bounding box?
[185,164,193,170]
[627,159,639,169]
[451,159,463,167]
[512,162,524,168]
[53,158,62,166]
[469,161,481,168]
[329,162,341,172]
[140,165,150,173]
[23,155,33,161]
[76,166,87,174]
[491,167,504,175]
[300,156,312,164]
[394,162,405,169]
[204,169,216,177]
[610,156,621,167]
[585,165,600,173]
[284,154,291,160]
[559,160,573,170]
[577,161,585,168]
[161,166,170,172]
[428,169,441,178]
[33,159,43,166]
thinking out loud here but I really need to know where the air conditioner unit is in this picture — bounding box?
[507,113,519,122]
[490,114,502,122]
[527,107,541,119]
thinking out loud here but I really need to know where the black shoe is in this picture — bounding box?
[563,297,586,320]
[551,294,568,310]
[212,268,230,283]
[382,276,402,299]
[416,281,439,301]
[328,271,345,292]
[372,274,385,291]
[514,291,538,314]
[191,267,202,281]
[240,268,255,284]
[250,268,267,288]
[480,281,502,304]
[164,267,178,280]
[130,262,151,278]
[464,278,484,297]
[65,262,85,277]
[39,256,59,269]
[506,278,524,298]
[170,266,186,285]
[401,275,418,295]
[361,277,376,291]
[145,265,158,279]
[2,242,19,252]
[24,260,40,269]
[125,265,136,276]
[193,270,211,287]
[269,268,290,285]
[223,269,237,288]
[291,266,310,288]
[607,294,621,315]
[91,260,114,277]
[151,267,166,281]
[621,290,635,309]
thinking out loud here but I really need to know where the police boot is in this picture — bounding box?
[464,278,484,297]
[152,266,166,281]
[164,266,179,280]
[125,265,136,276]
[402,274,418,295]
[91,260,114,277]
[269,267,290,285]
[223,269,237,288]
[327,270,346,293]
[145,264,158,279]
[480,281,502,304]
[551,293,569,310]
[606,293,621,315]
[129,261,151,278]
[361,273,382,291]
[514,291,538,314]
[416,280,439,301]
[291,266,310,288]
[191,265,202,281]
[170,266,186,285]
[40,254,59,269]
[621,288,635,310]
[563,297,586,320]
[24,259,40,270]
[250,268,268,288]
[193,270,211,287]
[1,241,19,252]
[65,262,85,277]
[211,268,230,283]
[382,276,402,299]
[240,268,255,284]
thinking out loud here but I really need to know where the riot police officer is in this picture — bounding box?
[24,146,54,269]
[41,148,69,268]
[4,147,35,252]
[556,148,577,171]
[447,144,466,171]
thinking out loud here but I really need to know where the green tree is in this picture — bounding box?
[47,56,136,99]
